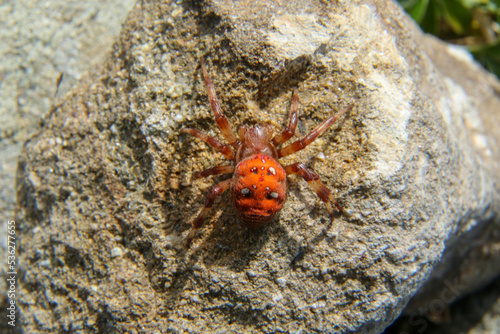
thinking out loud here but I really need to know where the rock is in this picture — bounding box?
[15,0,500,333]
[400,36,500,317]
[385,278,500,334]
[0,0,135,219]
[110,247,123,258]
[0,0,134,332]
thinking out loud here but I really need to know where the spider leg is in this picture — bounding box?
[191,179,232,229]
[194,165,235,179]
[277,104,353,158]
[271,88,299,146]
[181,128,235,160]
[201,59,240,148]
[284,162,342,220]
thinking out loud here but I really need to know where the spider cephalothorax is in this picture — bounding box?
[181,59,353,231]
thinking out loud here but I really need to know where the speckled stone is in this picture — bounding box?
[0,0,134,332]
[15,0,500,333]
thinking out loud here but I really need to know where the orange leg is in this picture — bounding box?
[278,104,353,158]
[181,128,235,160]
[201,59,240,148]
[284,163,342,220]
[192,179,232,228]
[194,165,235,179]
[272,88,300,146]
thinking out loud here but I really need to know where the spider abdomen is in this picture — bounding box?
[231,154,287,227]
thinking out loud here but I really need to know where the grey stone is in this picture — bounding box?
[385,278,500,333]
[110,247,123,258]
[15,0,500,333]
[0,0,136,218]
[399,35,500,317]
[0,0,135,331]
[469,286,500,334]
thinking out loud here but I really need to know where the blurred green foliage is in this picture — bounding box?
[398,0,500,78]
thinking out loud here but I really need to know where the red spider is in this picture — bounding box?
[181,60,353,230]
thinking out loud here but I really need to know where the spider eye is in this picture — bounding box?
[241,188,251,196]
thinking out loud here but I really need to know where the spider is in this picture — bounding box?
[181,59,353,230]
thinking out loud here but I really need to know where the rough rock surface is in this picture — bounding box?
[400,35,500,315]
[0,0,135,219]
[0,0,134,332]
[15,0,500,333]
[386,278,500,334]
